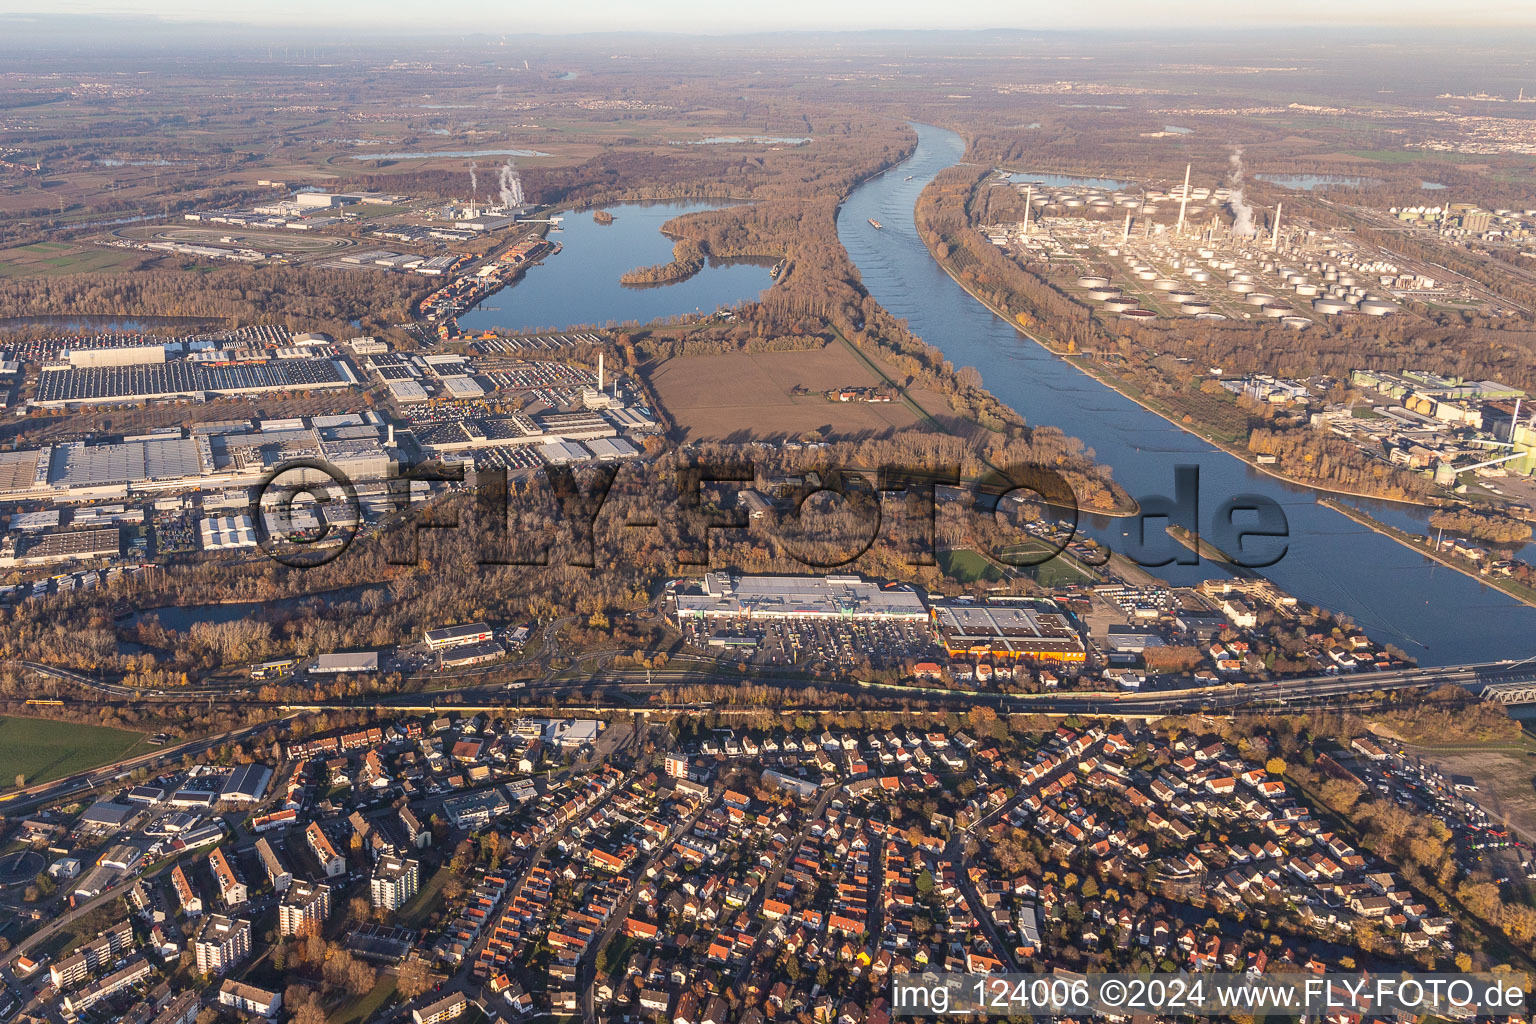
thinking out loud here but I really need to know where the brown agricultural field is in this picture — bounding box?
[644,344,927,441]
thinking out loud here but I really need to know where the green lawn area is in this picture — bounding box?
[995,537,1105,583]
[0,715,146,789]
[600,933,638,981]
[397,861,454,928]
[329,976,397,1024]
[937,548,1005,583]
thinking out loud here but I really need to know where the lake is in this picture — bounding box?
[456,201,775,335]
[1257,173,1383,191]
[1008,171,1132,190]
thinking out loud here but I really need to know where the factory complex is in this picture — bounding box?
[984,163,1506,327]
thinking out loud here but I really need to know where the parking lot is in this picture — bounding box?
[681,616,943,670]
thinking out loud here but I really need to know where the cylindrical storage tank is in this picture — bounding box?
[1231,272,1254,283]
[1087,288,1121,301]
[1313,297,1351,314]
[1062,198,1084,208]
[1152,279,1180,290]
[1167,290,1196,303]
[1281,316,1311,329]
[1245,292,1274,305]
[1102,298,1136,312]
[1190,270,1210,282]
[1261,304,1291,318]
[1180,301,1212,314]
[1137,270,1157,280]
[1294,283,1317,296]
[1228,280,1256,294]
[1119,309,1157,320]
[1339,274,1356,287]
[1358,299,1398,315]
[1324,270,1338,282]
[1077,275,1110,289]
[1198,248,1215,259]
[1195,312,1228,320]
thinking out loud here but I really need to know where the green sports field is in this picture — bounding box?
[0,716,146,789]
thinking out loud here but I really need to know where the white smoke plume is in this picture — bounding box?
[468,161,478,203]
[1227,147,1256,237]
[495,83,504,100]
[498,158,524,208]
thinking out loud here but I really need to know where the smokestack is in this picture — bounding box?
[1513,397,1522,444]
[387,423,394,446]
[597,352,604,392]
[1122,210,1132,244]
[1271,202,1282,251]
[1022,185,1032,236]
[1176,164,1191,236]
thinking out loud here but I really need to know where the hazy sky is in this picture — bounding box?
[28,0,1536,31]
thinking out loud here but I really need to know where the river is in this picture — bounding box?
[836,123,1536,665]
[456,200,774,335]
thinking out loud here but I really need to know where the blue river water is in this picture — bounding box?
[837,123,1536,665]
[456,201,774,335]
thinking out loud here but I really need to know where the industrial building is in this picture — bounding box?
[423,622,494,651]
[929,600,1087,663]
[0,417,394,505]
[439,641,504,668]
[219,763,272,804]
[201,514,258,551]
[311,651,379,674]
[0,526,120,566]
[674,573,928,624]
[35,356,353,407]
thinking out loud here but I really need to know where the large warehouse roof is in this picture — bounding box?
[931,600,1085,661]
[676,574,927,621]
[49,437,202,488]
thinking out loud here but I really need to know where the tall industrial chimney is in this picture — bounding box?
[1176,164,1191,236]
[597,351,604,392]
[387,423,395,446]
[1271,202,1282,251]
[1022,185,1033,236]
